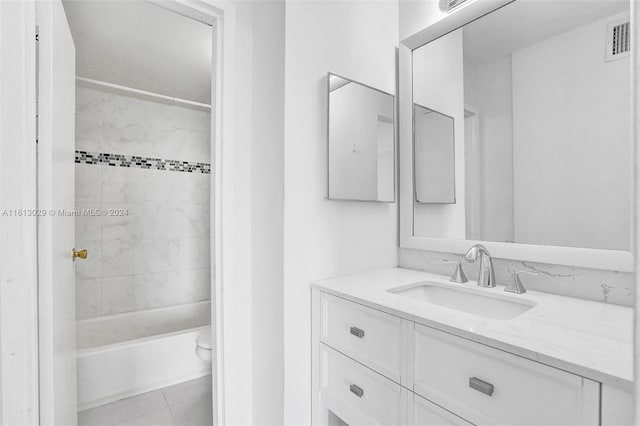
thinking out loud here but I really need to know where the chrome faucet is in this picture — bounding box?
[464,244,496,288]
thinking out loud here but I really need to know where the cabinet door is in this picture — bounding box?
[411,393,472,426]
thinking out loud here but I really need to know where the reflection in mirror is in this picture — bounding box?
[414,104,455,204]
[328,73,395,202]
[412,0,631,251]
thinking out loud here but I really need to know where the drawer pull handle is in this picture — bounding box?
[350,384,364,398]
[469,377,494,397]
[350,327,365,338]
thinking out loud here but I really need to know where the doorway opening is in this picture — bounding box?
[37,1,225,424]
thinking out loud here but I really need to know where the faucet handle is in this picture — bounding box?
[505,271,537,294]
[444,261,468,283]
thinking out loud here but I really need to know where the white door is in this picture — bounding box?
[37,0,78,424]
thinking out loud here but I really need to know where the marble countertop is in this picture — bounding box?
[311,268,634,390]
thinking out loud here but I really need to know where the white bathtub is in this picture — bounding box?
[77,301,212,410]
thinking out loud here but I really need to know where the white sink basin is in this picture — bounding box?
[388,281,535,320]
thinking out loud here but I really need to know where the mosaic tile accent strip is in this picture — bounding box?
[75,151,211,174]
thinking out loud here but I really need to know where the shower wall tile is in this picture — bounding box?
[141,203,210,240]
[100,269,211,316]
[76,164,102,203]
[75,217,101,243]
[76,278,103,320]
[75,240,103,280]
[101,167,160,204]
[174,237,211,270]
[173,173,210,206]
[75,85,212,319]
[77,86,211,163]
[102,238,179,277]
[75,151,211,174]
[102,203,144,241]
[101,274,163,314]
[175,269,212,301]
[75,90,104,154]
[99,203,210,242]
[75,201,102,241]
[100,167,210,206]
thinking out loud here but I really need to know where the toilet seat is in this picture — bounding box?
[197,329,212,350]
[195,328,212,362]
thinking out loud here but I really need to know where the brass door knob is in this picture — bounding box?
[72,248,88,261]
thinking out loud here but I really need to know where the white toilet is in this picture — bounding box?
[195,327,212,362]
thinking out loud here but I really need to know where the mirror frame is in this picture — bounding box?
[326,72,397,203]
[399,0,635,272]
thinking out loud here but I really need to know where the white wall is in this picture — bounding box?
[412,29,466,238]
[512,14,630,251]
[283,1,399,424]
[249,1,285,424]
[399,0,449,40]
[221,1,285,425]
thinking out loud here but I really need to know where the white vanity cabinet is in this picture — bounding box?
[313,291,614,426]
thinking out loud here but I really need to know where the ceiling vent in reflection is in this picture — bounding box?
[439,0,468,13]
[606,16,630,62]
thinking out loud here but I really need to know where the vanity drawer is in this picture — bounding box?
[412,393,472,426]
[319,343,406,426]
[412,324,599,425]
[320,292,403,383]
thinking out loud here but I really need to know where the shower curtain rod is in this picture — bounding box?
[75,77,212,111]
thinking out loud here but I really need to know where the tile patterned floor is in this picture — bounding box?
[78,376,213,426]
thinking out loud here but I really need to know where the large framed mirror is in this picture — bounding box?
[399,0,633,271]
[327,73,396,202]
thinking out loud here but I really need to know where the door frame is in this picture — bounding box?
[0,1,39,424]
[95,1,236,423]
[0,0,236,424]
[154,2,236,424]
[36,0,78,423]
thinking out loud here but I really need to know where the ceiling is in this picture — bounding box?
[463,0,629,66]
[62,0,213,104]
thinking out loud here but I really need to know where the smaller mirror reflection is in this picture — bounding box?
[414,104,455,204]
[328,73,395,202]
